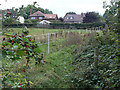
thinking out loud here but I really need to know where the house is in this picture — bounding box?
[29,11,45,20]
[29,11,58,21]
[44,14,58,20]
[63,13,85,23]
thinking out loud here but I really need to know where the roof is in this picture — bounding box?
[7,11,12,14]
[30,11,44,17]
[64,14,84,23]
[44,14,58,19]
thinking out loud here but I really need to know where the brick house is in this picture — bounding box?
[29,11,58,21]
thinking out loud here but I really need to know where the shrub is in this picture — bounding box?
[70,31,120,88]
[2,72,33,88]
[2,27,43,69]
[24,19,32,24]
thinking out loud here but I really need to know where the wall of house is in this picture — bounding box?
[30,16,44,21]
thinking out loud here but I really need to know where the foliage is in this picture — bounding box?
[58,17,64,22]
[103,1,119,33]
[7,2,53,19]
[70,1,120,88]
[2,17,19,25]
[2,27,42,69]
[51,22,105,29]
[70,31,120,88]
[66,12,76,15]
[2,72,33,88]
[24,19,32,24]
[30,19,38,24]
[83,12,102,23]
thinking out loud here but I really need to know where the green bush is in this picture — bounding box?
[2,72,33,88]
[50,22,105,29]
[24,19,32,24]
[70,32,120,88]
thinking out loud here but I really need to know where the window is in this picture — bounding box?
[39,17,42,20]
[31,17,35,19]
[66,17,73,19]
[70,17,73,19]
[49,16,53,18]
[67,17,69,19]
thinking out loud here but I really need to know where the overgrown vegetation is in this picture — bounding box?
[1,0,120,89]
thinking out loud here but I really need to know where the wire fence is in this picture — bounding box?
[32,28,102,54]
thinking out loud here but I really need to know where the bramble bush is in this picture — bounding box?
[70,1,120,88]
[1,27,46,88]
[2,27,44,68]
[71,31,119,88]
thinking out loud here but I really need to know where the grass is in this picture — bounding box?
[1,28,101,88]
[5,28,87,35]
[2,44,75,88]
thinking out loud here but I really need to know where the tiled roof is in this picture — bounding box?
[64,14,84,23]
[44,14,57,19]
[30,11,44,17]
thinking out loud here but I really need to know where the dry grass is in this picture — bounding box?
[64,31,97,47]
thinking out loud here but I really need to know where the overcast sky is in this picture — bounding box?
[0,0,108,17]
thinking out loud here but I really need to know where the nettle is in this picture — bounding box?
[2,28,45,71]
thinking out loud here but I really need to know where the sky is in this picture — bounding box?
[0,0,109,17]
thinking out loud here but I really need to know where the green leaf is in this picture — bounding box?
[22,37,28,42]
[16,50,26,56]
[13,45,18,49]
[7,51,13,55]
[34,48,41,53]
[2,51,7,58]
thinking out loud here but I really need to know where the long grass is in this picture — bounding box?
[1,28,100,88]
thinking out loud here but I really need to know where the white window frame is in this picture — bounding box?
[39,17,43,20]
[67,17,69,19]
[70,17,73,19]
[49,16,53,18]
[31,17,35,19]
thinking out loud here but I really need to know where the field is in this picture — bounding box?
[4,28,93,54]
[1,27,110,88]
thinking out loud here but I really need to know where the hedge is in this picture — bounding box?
[50,22,105,29]
[3,22,105,29]
[3,24,36,28]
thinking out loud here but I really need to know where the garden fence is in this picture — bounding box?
[34,28,102,54]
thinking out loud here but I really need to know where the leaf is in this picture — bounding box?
[7,51,13,55]
[14,43,23,49]
[13,45,18,49]
[2,51,7,58]
[22,37,28,42]
[16,50,26,56]
[34,48,41,53]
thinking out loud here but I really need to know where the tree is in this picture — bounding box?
[83,12,101,23]
[44,9,53,14]
[103,1,119,32]
[59,17,64,22]
[7,2,53,19]
[66,12,76,15]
